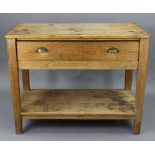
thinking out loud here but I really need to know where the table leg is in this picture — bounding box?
[7,39,22,134]
[125,70,133,90]
[22,69,30,91]
[133,39,149,134]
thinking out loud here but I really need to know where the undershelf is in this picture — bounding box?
[21,89,136,119]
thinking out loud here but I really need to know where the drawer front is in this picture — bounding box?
[17,41,139,61]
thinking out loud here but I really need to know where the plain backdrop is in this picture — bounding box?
[0,13,155,140]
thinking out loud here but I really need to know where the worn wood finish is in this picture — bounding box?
[5,23,150,39]
[125,70,133,90]
[6,23,150,134]
[19,61,138,70]
[7,39,22,134]
[22,115,133,120]
[133,39,149,134]
[21,89,135,118]
[17,41,139,61]
[22,69,30,91]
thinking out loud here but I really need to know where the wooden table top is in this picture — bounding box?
[5,23,150,39]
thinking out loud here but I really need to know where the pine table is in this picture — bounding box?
[5,23,150,134]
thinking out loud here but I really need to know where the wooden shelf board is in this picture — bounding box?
[21,89,135,119]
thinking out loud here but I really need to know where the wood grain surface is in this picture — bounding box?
[22,69,30,91]
[19,60,138,69]
[5,23,150,39]
[125,70,133,90]
[7,39,22,134]
[17,41,139,61]
[21,89,135,119]
[133,39,149,134]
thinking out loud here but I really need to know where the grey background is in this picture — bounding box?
[0,14,155,140]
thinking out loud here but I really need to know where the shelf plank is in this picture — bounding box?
[21,89,135,119]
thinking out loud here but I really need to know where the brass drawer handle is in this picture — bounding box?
[106,47,119,53]
[37,47,49,53]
